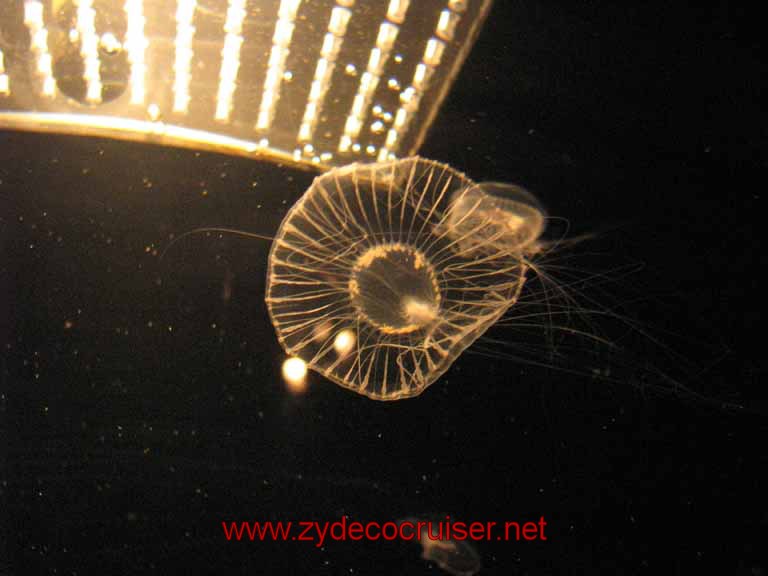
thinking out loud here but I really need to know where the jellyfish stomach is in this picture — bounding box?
[349,242,441,335]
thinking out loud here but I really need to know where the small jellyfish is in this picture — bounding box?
[447,181,546,256]
[266,156,545,400]
[399,516,482,576]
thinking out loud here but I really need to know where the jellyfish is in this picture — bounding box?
[446,181,546,256]
[266,156,545,400]
[398,516,482,576]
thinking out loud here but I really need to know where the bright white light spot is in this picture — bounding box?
[147,103,160,121]
[100,32,121,54]
[282,357,308,393]
[333,329,356,356]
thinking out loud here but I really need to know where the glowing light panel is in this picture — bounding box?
[0,0,493,169]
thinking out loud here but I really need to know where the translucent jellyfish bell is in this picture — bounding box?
[266,157,538,401]
[448,181,546,256]
[398,516,481,576]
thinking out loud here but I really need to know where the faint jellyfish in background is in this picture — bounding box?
[266,156,546,400]
[399,516,482,576]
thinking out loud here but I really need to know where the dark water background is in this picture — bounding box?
[2,2,765,574]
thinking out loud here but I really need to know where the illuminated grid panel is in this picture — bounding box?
[0,0,492,169]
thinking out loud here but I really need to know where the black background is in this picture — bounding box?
[2,2,766,574]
